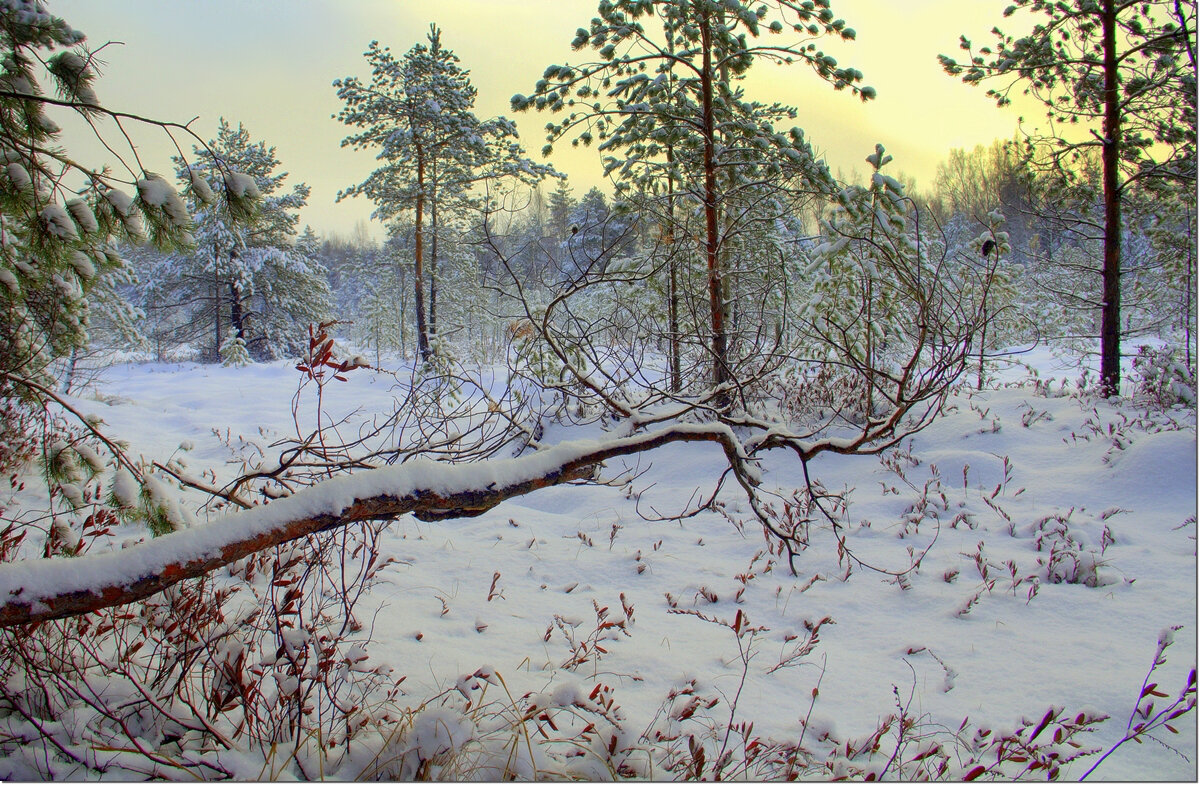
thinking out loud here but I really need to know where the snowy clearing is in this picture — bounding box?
[6,351,1190,780]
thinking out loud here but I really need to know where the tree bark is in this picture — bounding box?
[698,7,728,396]
[212,260,221,363]
[664,18,682,395]
[667,144,682,394]
[1100,0,1122,396]
[413,142,432,363]
[430,159,439,341]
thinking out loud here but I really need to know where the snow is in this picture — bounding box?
[223,171,261,200]
[0,352,1195,779]
[135,175,173,207]
[65,198,98,234]
[185,168,216,204]
[4,162,30,191]
[102,187,134,218]
[68,251,94,279]
[136,174,190,227]
[39,203,77,240]
[111,467,139,509]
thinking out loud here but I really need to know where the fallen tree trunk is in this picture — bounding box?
[0,424,752,627]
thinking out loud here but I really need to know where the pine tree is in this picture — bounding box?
[513,0,872,399]
[0,4,203,390]
[335,25,554,364]
[543,178,576,278]
[941,0,1196,395]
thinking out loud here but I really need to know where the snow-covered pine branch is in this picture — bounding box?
[0,423,756,627]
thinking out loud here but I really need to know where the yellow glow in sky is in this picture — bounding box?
[55,0,1023,239]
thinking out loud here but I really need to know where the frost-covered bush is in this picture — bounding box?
[0,506,404,780]
[1132,344,1197,408]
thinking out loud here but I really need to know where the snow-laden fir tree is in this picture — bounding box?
[142,119,330,362]
[560,186,636,282]
[547,179,575,243]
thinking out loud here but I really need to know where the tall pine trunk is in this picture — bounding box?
[699,7,728,397]
[664,22,682,395]
[230,281,245,343]
[398,263,409,360]
[667,146,682,394]
[211,259,221,363]
[413,143,432,363]
[1100,0,1122,397]
[430,159,439,340]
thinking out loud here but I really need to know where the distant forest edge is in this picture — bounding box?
[10,3,1185,405]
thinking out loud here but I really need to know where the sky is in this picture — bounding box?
[54,0,1025,241]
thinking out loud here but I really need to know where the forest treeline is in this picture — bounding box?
[6,3,1188,409]
[93,132,1193,394]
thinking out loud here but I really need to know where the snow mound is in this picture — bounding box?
[1106,428,1196,500]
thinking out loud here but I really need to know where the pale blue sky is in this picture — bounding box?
[55,0,1020,240]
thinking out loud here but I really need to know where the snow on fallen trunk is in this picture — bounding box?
[0,423,750,627]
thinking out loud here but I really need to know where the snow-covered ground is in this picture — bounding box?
[38,352,1200,779]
